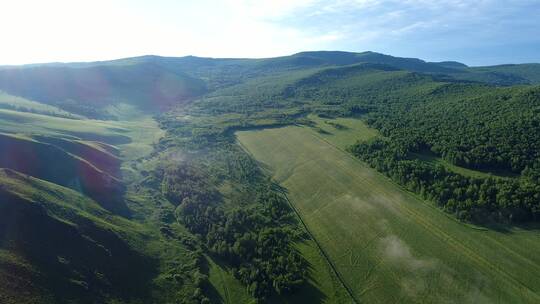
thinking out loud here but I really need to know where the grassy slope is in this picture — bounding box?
[0,105,214,303]
[0,109,132,143]
[237,120,540,304]
[0,107,162,160]
[205,257,254,304]
[0,91,81,118]
[0,132,126,211]
[0,99,259,303]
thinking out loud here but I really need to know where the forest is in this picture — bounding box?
[153,109,310,300]
[344,84,540,223]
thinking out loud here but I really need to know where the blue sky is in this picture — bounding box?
[1,0,539,66]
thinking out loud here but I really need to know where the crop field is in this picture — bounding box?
[237,119,540,304]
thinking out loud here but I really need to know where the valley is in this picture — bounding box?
[1,50,540,303]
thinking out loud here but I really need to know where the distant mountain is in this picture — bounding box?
[0,62,208,117]
[462,63,540,85]
[431,61,469,69]
[0,51,538,119]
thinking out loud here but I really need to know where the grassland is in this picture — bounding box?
[410,151,519,179]
[237,118,540,304]
[305,114,379,150]
[0,168,152,303]
[0,106,163,158]
[206,257,254,304]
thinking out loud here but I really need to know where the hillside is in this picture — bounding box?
[0,104,210,304]
[0,169,153,303]
[0,133,125,213]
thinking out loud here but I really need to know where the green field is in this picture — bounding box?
[306,114,379,150]
[410,151,519,179]
[237,121,540,304]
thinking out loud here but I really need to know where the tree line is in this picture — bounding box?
[349,138,540,223]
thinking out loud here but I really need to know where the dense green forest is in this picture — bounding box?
[334,80,540,223]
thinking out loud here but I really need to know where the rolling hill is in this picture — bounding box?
[1,51,539,120]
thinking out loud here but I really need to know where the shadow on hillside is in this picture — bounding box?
[268,247,327,304]
[482,221,540,234]
[0,191,158,303]
[200,256,225,304]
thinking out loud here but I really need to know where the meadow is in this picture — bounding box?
[237,118,540,304]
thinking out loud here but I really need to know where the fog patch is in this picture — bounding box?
[342,193,374,211]
[380,235,436,271]
[379,235,439,299]
[464,286,493,304]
